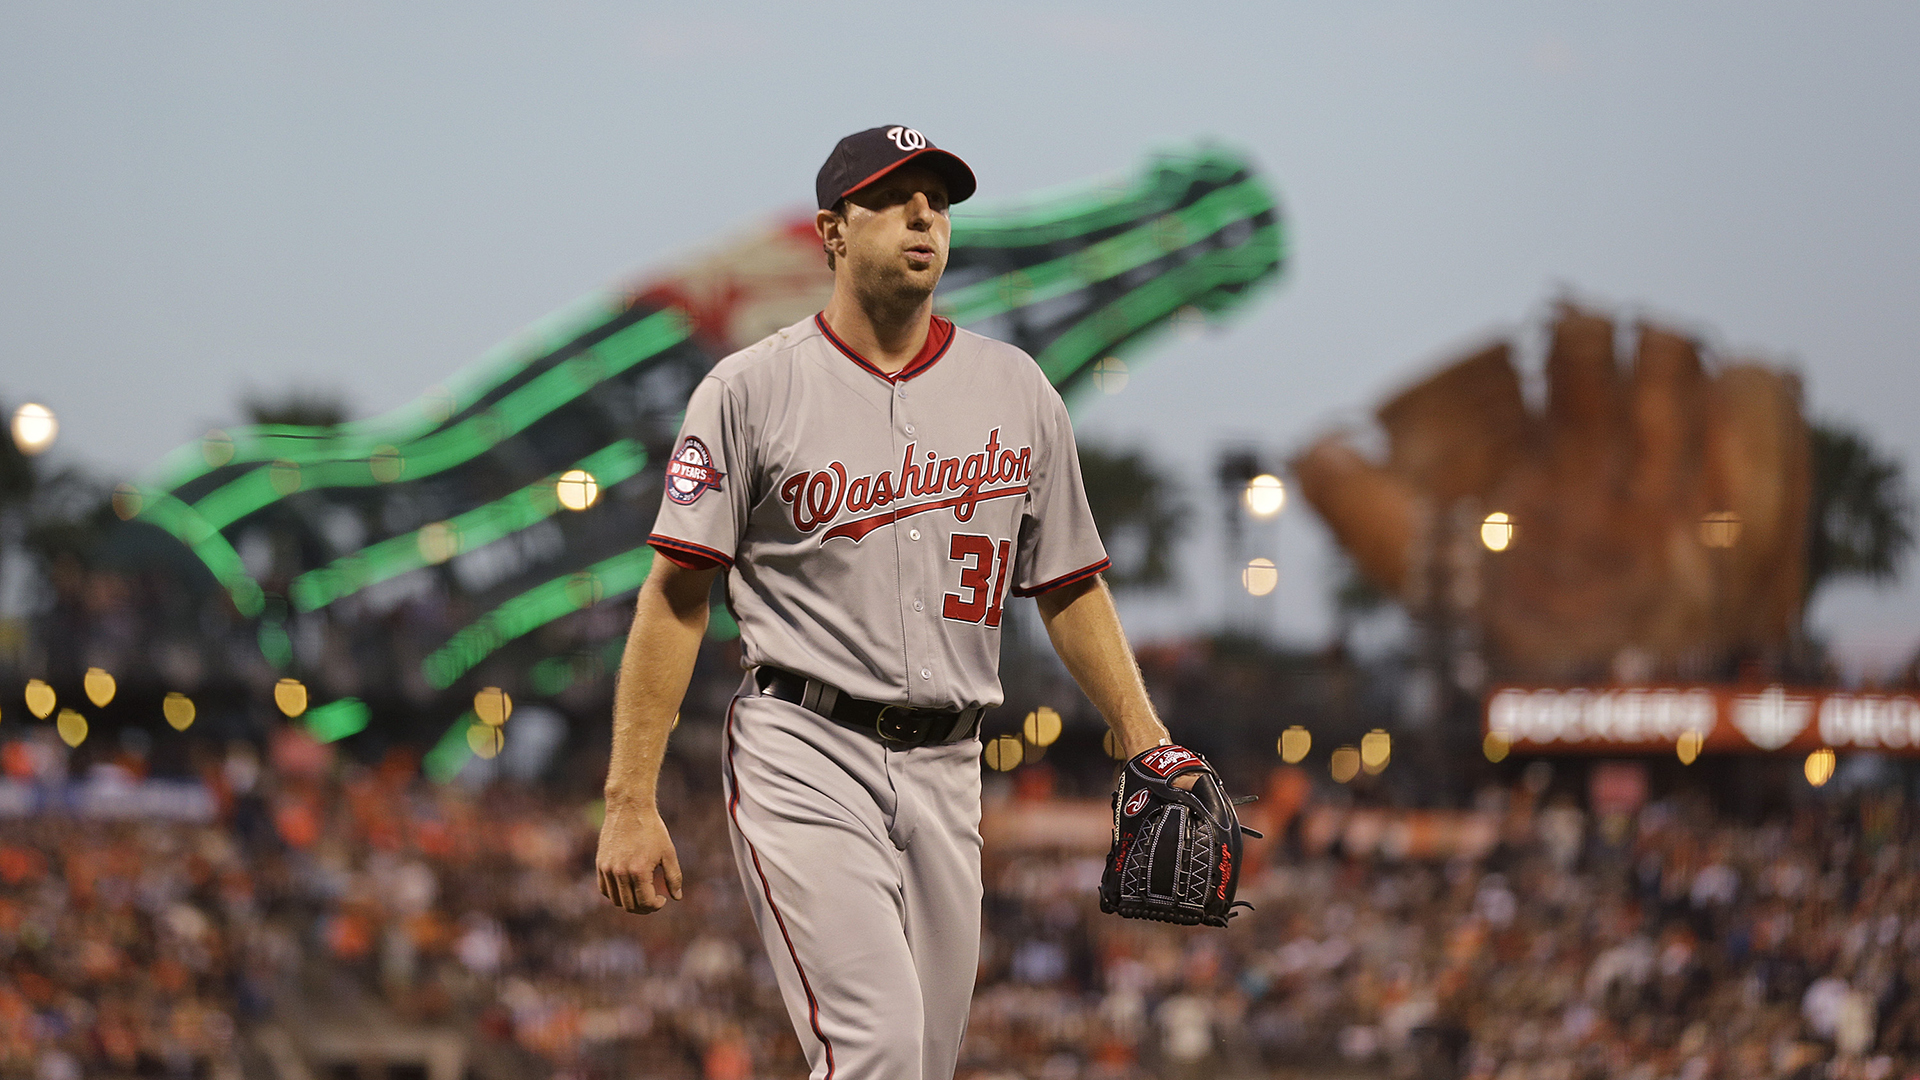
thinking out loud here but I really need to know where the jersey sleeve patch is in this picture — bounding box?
[665,436,726,505]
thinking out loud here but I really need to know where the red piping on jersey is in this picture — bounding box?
[725,698,837,1079]
[1012,557,1112,598]
[648,534,734,570]
[820,484,1029,543]
[813,312,954,383]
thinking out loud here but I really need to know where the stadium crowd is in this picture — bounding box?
[2,727,1919,1080]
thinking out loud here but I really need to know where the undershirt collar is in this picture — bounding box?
[814,312,955,384]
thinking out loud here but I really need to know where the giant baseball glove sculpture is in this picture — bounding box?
[1293,302,1810,676]
[1100,745,1260,927]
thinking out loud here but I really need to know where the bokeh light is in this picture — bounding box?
[10,403,57,455]
[566,570,604,609]
[475,686,513,727]
[84,667,116,708]
[1805,747,1835,787]
[1091,357,1129,394]
[1483,731,1510,763]
[1330,746,1361,783]
[1242,557,1278,596]
[369,445,405,483]
[56,708,87,748]
[984,734,1024,771]
[1279,725,1311,764]
[998,271,1033,309]
[274,678,308,718]
[1700,510,1743,549]
[111,483,144,520]
[201,429,235,467]
[1022,706,1062,747]
[1101,730,1126,760]
[1481,511,1514,552]
[418,521,460,565]
[1360,729,1391,774]
[556,468,600,511]
[24,679,56,719]
[1243,474,1286,518]
[163,693,196,732]
[1676,730,1704,764]
[269,459,302,496]
[468,721,505,759]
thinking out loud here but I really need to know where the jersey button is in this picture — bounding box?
[908,528,921,541]
[913,599,924,611]
[920,668,932,680]
[905,424,915,435]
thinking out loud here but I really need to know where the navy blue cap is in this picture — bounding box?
[816,126,976,211]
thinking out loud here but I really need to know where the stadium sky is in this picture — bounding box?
[3,2,1916,674]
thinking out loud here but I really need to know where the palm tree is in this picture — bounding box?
[1078,446,1185,591]
[1805,422,1913,601]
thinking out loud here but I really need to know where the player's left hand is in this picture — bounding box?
[1099,744,1260,927]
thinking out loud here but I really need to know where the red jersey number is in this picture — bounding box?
[943,533,1012,627]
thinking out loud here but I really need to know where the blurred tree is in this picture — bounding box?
[1078,445,1184,590]
[0,400,35,509]
[1806,421,1913,600]
[0,397,107,557]
[241,390,348,429]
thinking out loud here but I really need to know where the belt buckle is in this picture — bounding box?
[873,704,929,747]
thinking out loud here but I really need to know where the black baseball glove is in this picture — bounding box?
[1099,744,1260,927]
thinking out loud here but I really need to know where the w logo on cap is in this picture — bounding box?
[887,127,928,151]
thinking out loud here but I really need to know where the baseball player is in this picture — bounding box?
[596,125,1178,1080]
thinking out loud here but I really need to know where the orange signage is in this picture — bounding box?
[1485,685,1920,756]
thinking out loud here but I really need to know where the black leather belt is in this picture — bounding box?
[754,667,983,748]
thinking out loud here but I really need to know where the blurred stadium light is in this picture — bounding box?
[10,403,56,456]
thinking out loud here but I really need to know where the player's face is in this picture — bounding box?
[836,165,951,301]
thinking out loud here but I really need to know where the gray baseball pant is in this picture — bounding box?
[722,683,983,1080]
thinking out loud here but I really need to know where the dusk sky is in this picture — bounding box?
[4,2,1914,672]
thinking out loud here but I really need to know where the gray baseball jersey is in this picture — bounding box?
[647,312,1109,1080]
[648,312,1109,710]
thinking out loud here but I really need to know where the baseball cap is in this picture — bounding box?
[815,126,977,211]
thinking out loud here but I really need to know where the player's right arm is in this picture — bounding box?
[596,555,720,914]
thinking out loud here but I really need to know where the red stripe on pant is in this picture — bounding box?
[725,698,837,1078]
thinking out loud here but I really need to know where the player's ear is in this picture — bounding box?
[816,206,846,271]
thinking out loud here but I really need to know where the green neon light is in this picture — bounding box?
[287,440,649,612]
[423,547,655,689]
[530,655,575,697]
[939,179,1274,326]
[143,291,624,492]
[258,621,293,669]
[527,631,636,697]
[130,490,265,616]
[1036,223,1283,385]
[950,148,1252,247]
[423,712,479,783]
[187,310,685,530]
[305,697,371,743]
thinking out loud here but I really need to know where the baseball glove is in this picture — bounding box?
[1099,744,1260,927]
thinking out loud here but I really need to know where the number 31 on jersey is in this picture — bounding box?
[944,533,1011,627]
